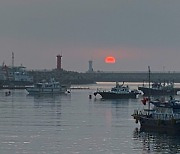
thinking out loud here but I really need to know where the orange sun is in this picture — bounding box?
[105,56,116,63]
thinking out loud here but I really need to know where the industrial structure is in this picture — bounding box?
[56,54,62,70]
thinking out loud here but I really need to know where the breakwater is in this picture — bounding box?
[28,70,180,84]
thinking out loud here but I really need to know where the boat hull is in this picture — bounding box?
[135,115,180,133]
[0,80,33,89]
[138,86,180,95]
[26,87,66,95]
[94,91,137,99]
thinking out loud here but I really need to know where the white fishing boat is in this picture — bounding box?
[26,78,67,95]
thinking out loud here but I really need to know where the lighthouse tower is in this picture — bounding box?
[56,54,62,70]
[88,60,93,72]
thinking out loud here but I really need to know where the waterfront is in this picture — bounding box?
[0,82,180,154]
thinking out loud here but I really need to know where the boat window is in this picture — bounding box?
[45,84,53,88]
[36,84,42,88]
[173,109,180,113]
[154,107,172,114]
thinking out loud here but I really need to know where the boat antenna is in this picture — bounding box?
[148,66,151,115]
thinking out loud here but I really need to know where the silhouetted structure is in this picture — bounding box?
[88,60,93,72]
[56,54,62,70]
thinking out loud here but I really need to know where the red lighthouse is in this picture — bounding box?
[56,54,62,70]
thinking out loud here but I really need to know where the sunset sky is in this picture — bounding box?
[0,0,180,72]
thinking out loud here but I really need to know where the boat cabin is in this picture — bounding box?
[148,100,180,120]
[35,82,61,89]
[111,86,130,93]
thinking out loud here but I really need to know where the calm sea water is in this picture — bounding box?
[0,82,180,154]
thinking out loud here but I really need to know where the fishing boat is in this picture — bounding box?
[138,67,180,95]
[132,67,180,133]
[132,96,180,133]
[138,81,180,96]
[26,78,67,95]
[94,82,141,99]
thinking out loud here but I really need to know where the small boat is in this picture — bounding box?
[94,82,141,99]
[132,96,180,133]
[26,78,67,95]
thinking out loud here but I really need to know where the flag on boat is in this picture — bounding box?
[141,97,149,105]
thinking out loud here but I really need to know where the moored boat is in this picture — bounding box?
[26,78,67,95]
[94,82,141,99]
[138,81,180,96]
[138,66,180,96]
[0,64,33,89]
[132,67,180,133]
[132,96,180,133]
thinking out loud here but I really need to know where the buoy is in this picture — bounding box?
[5,91,11,96]
[89,94,92,99]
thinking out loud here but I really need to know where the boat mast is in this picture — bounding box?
[148,66,151,115]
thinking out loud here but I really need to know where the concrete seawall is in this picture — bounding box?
[29,70,180,84]
[91,72,180,82]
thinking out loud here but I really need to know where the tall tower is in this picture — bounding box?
[12,52,14,68]
[56,54,62,70]
[88,60,93,72]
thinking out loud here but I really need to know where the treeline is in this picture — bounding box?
[28,69,96,84]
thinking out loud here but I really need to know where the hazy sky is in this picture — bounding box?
[1,0,180,72]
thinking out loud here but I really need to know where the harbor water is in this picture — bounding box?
[0,82,180,154]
